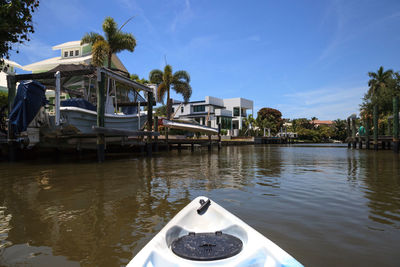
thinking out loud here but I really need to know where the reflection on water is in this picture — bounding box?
[0,145,399,266]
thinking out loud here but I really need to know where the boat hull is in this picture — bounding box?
[162,119,219,135]
[128,196,303,267]
[60,107,147,134]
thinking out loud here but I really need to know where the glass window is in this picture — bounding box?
[171,107,174,113]
[64,51,68,57]
[220,117,232,129]
[233,107,240,116]
[193,105,205,112]
[69,51,73,56]
[181,106,184,113]
[75,50,79,56]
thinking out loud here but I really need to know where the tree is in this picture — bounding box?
[361,66,395,116]
[0,0,40,61]
[332,119,347,141]
[81,17,136,68]
[149,65,192,118]
[256,107,283,134]
[130,73,149,84]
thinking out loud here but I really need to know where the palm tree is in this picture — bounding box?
[81,17,136,68]
[149,65,192,118]
[367,66,393,103]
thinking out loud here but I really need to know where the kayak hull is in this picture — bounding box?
[128,196,303,267]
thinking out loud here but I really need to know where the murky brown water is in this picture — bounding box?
[0,145,399,266]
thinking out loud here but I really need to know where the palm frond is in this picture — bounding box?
[102,17,118,43]
[149,69,163,84]
[81,32,104,45]
[173,70,190,83]
[91,40,109,67]
[172,81,192,103]
[157,83,168,104]
[111,32,136,53]
[163,65,173,84]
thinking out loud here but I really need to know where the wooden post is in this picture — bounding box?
[54,71,61,126]
[7,75,16,161]
[351,118,357,149]
[366,118,370,149]
[97,70,106,162]
[146,92,153,157]
[218,123,222,150]
[393,96,399,153]
[154,116,159,152]
[147,92,153,132]
[373,105,378,150]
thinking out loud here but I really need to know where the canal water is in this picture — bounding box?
[0,145,399,266]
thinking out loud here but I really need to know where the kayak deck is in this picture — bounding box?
[128,196,303,267]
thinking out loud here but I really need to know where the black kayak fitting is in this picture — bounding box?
[171,231,243,261]
[197,199,211,214]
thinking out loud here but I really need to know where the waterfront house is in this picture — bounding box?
[0,59,24,93]
[311,120,334,127]
[23,41,128,73]
[171,96,253,135]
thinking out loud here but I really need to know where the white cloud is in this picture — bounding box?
[278,85,367,120]
[169,0,194,33]
[18,39,58,65]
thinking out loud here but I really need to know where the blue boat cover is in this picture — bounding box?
[61,98,96,111]
[9,80,47,134]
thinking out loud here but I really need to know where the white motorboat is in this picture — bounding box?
[162,119,219,135]
[128,196,303,267]
[59,106,147,134]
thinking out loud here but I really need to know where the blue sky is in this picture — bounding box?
[9,0,400,120]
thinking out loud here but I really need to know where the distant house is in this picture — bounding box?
[171,96,253,133]
[311,120,334,127]
[0,59,24,93]
[23,40,128,73]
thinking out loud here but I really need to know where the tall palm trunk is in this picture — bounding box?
[166,88,171,119]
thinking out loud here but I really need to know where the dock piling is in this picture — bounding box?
[97,70,106,162]
[365,118,370,149]
[351,118,357,149]
[373,105,378,150]
[393,96,399,153]
[6,75,17,161]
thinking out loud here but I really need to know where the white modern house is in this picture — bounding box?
[171,96,253,134]
[23,40,128,73]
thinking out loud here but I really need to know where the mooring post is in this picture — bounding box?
[154,116,159,152]
[218,124,222,150]
[6,75,16,161]
[393,96,399,153]
[373,105,378,150]
[97,70,106,162]
[351,118,357,149]
[146,92,153,157]
[366,118,370,149]
[347,118,351,148]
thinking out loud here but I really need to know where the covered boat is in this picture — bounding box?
[128,196,303,267]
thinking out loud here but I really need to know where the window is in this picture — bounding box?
[64,51,68,57]
[69,51,73,57]
[181,106,184,113]
[193,105,205,112]
[171,107,175,113]
[220,117,232,129]
[75,50,79,56]
[233,107,240,116]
